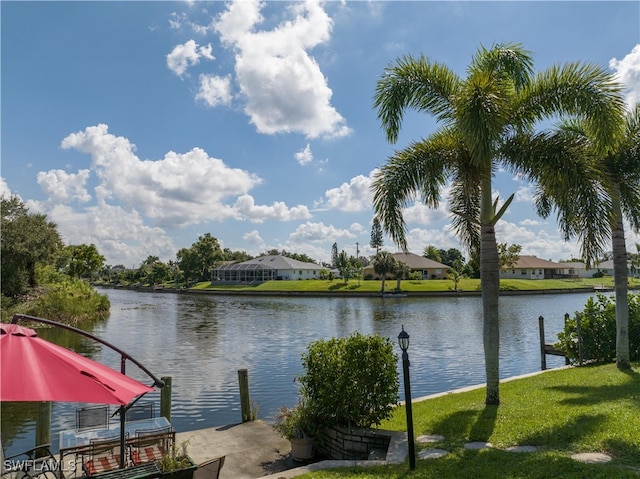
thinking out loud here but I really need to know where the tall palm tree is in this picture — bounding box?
[373,251,397,295]
[514,105,639,368]
[372,43,623,405]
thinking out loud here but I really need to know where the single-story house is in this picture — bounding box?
[499,255,562,280]
[363,252,449,280]
[211,255,324,283]
[556,259,638,278]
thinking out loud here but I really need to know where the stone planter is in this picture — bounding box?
[290,437,315,461]
[317,426,391,460]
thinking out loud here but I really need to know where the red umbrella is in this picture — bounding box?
[0,323,153,404]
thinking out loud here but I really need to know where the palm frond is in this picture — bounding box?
[373,55,460,143]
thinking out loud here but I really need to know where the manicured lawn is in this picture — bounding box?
[297,363,640,478]
[191,277,640,293]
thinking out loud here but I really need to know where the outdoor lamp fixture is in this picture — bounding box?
[398,325,416,470]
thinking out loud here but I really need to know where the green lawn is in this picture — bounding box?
[190,276,640,294]
[298,363,640,478]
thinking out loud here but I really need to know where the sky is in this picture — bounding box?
[2,1,640,268]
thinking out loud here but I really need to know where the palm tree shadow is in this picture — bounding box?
[469,405,498,442]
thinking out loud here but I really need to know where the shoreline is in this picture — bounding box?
[96,284,613,298]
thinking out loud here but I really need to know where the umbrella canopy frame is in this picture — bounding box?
[6,314,166,469]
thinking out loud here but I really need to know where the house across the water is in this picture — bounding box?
[211,254,324,283]
[499,255,563,280]
[363,252,450,280]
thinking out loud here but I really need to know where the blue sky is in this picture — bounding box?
[2,1,639,267]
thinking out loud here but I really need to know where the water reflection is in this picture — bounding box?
[2,289,595,457]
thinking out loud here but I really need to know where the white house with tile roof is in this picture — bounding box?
[499,255,563,280]
[363,252,450,280]
[212,254,324,282]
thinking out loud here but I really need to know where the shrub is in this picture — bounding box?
[298,333,399,429]
[557,293,640,363]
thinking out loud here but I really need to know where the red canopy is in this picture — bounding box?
[0,323,153,405]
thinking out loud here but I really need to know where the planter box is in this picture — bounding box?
[159,456,197,479]
[317,426,391,461]
[290,437,315,462]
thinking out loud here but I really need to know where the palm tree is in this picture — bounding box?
[516,105,639,368]
[372,43,623,404]
[373,251,397,295]
[395,260,410,292]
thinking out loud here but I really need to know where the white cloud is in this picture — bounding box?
[323,173,373,212]
[514,185,534,202]
[60,124,265,227]
[243,229,264,245]
[166,40,214,77]
[402,201,448,225]
[295,144,313,166]
[232,194,312,223]
[26,201,176,266]
[289,221,356,242]
[196,74,233,107]
[610,44,640,109]
[0,177,16,199]
[213,0,351,138]
[36,169,92,203]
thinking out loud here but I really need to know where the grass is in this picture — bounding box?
[188,276,640,294]
[296,363,640,478]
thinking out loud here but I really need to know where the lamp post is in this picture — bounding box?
[398,325,416,470]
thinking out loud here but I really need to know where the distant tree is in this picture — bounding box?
[176,247,199,286]
[264,248,281,256]
[373,251,397,295]
[448,267,465,291]
[223,248,253,262]
[336,250,355,284]
[63,244,106,280]
[439,248,466,268]
[498,243,522,271]
[331,242,339,268]
[394,260,410,292]
[192,233,224,280]
[286,252,319,264]
[423,245,442,263]
[370,218,384,253]
[1,196,63,296]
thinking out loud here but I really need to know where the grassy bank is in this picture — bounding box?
[189,277,640,294]
[299,363,640,478]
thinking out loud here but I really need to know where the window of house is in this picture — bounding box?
[539,269,543,274]
[521,269,527,275]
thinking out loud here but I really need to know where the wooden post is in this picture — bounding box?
[160,376,172,422]
[238,369,251,422]
[538,316,547,370]
[35,401,51,455]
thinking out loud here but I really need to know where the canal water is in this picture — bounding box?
[1,289,598,456]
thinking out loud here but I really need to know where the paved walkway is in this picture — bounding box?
[177,421,612,479]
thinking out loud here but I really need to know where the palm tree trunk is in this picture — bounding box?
[480,177,500,405]
[611,183,630,369]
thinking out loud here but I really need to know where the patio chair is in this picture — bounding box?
[76,406,109,431]
[1,444,62,479]
[129,427,174,466]
[81,438,123,476]
[193,456,225,479]
[124,402,154,422]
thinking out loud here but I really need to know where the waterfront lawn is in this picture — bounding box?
[196,277,636,293]
[298,363,640,478]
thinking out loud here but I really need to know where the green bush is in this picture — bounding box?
[298,333,399,429]
[557,293,640,363]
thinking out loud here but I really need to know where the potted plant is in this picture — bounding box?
[273,401,318,461]
[158,440,197,479]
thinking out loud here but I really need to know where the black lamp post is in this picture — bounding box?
[398,325,416,470]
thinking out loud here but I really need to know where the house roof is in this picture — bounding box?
[363,252,449,271]
[227,255,322,271]
[511,255,562,269]
[391,252,449,269]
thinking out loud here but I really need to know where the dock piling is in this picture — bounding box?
[238,369,251,422]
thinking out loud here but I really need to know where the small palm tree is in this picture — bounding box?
[373,42,623,404]
[395,261,410,292]
[373,251,397,295]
